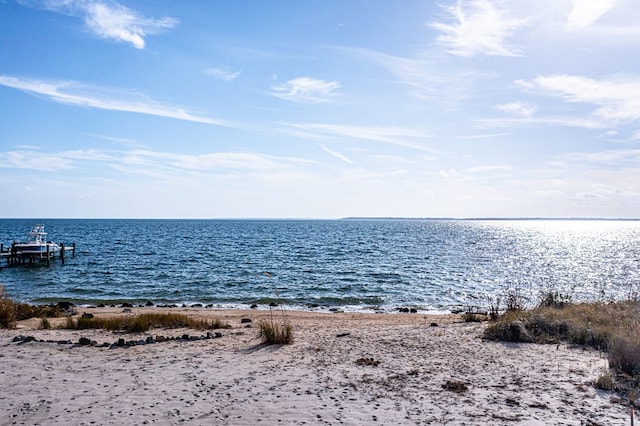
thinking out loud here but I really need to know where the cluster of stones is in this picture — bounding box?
[397,307,419,313]
[11,331,223,349]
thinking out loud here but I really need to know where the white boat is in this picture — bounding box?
[14,224,61,257]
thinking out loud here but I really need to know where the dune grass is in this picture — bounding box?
[484,298,640,396]
[0,285,61,328]
[64,312,229,333]
[258,303,294,345]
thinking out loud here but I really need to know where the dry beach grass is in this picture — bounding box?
[0,303,636,425]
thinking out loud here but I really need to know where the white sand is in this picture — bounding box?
[0,308,633,425]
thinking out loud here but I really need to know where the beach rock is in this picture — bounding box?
[12,335,25,342]
[97,303,106,308]
[356,357,380,367]
[117,338,125,347]
[146,336,155,344]
[192,303,203,308]
[121,303,134,308]
[430,322,439,327]
[81,312,94,319]
[250,304,258,309]
[410,308,418,313]
[156,335,167,343]
[145,301,154,307]
[122,308,132,313]
[78,337,92,345]
[57,301,75,311]
[240,318,252,323]
[181,334,190,340]
[442,380,469,393]
[398,308,410,313]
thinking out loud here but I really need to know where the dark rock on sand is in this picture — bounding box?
[81,312,94,319]
[57,301,75,311]
[240,318,252,323]
[145,301,155,307]
[78,337,92,346]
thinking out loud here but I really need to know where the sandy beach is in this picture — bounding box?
[0,307,632,425]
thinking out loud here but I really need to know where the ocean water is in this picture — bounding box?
[1,219,639,313]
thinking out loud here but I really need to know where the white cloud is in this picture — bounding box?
[346,47,480,103]
[282,122,434,152]
[205,67,241,82]
[318,143,354,164]
[270,77,341,103]
[430,0,528,57]
[35,0,179,49]
[0,149,111,171]
[495,101,536,118]
[566,0,617,30]
[517,74,640,125]
[0,75,228,126]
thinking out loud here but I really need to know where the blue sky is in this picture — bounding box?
[1,0,640,218]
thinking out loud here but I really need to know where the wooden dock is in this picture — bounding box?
[0,242,76,268]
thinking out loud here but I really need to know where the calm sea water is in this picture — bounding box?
[1,219,639,312]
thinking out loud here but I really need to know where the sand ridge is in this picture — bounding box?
[0,308,631,425]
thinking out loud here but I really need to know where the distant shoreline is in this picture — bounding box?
[2,216,640,221]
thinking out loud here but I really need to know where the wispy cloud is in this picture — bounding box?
[0,147,314,179]
[270,77,341,103]
[566,0,617,30]
[205,67,241,82]
[0,75,229,126]
[339,46,485,104]
[495,101,536,118]
[429,0,528,57]
[282,122,434,152]
[517,74,640,125]
[550,148,640,169]
[0,149,112,171]
[318,143,353,164]
[28,0,179,49]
